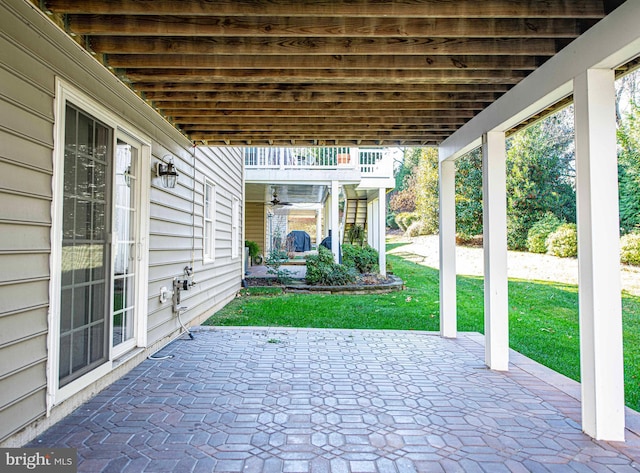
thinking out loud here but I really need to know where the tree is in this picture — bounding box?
[617,100,640,234]
[413,147,440,234]
[505,108,576,250]
[389,173,417,213]
[455,148,483,239]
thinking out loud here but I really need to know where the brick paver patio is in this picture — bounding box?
[30,328,640,472]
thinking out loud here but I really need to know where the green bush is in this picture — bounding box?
[386,213,399,230]
[406,219,437,237]
[621,233,640,266]
[305,246,357,285]
[395,212,418,232]
[342,244,379,274]
[546,223,577,258]
[245,240,260,259]
[265,248,293,283]
[347,225,365,246]
[527,213,562,254]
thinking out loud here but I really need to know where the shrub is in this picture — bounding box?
[406,219,437,237]
[546,223,577,258]
[386,213,399,230]
[245,240,260,259]
[342,244,379,274]
[305,246,357,285]
[456,234,483,247]
[265,248,292,283]
[527,213,562,254]
[395,212,418,232]
[347,225,365,246]
[621,233,640,266]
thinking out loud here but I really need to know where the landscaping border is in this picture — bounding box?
[283,275,404,295]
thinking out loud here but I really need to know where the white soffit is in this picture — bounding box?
[439,0,640,163]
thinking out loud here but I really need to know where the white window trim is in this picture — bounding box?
[47,78,151,413]
[203,178,216,263]
[232,196,240,259]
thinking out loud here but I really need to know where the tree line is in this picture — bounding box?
[388,69,640,263]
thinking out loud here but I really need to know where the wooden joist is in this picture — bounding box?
[142,91,504,103]
[90,37,561,57]
[40,0,613,146]
[68,16,589,39]
[121,68,529,83]
[45,0,607,18]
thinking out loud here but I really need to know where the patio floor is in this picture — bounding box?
[29,328,640,472]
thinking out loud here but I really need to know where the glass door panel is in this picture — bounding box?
[59,104,111,387]
[112,138,138,354]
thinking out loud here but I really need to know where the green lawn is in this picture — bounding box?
[204,245,640,411]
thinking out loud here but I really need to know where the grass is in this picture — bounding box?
[204,247,640,411]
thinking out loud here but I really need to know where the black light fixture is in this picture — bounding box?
[156,156,179,189]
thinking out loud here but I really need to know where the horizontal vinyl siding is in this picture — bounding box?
[0,28,53,444]
[0,392,46,448]
[0,280,48,316]
[0,363,46,412]
[245,203,266,256]
[146,145,243,342]
[0,307,48,347]
[0,0,243,445]
[0,192,50,224]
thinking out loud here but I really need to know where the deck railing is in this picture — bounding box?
[244,147,390,177]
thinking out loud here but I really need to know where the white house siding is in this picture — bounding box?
[0,0,243,446]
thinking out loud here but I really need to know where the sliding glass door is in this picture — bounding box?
[58,105,144,385]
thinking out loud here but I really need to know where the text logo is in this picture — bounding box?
[0,449,76,472]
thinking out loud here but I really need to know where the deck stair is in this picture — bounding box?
[343,199,367,243]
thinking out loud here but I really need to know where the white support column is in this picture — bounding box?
[482,131,509,371]
[574,69,625,441]
[330,180,340,262]
[316,209,322,248]
[377,187,386,276]
[323,197,330,239]
[438,159,457,338]
[367,201,374,247]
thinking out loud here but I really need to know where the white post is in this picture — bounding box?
[439,159,457,338]
[378,187,386,276]
[574,69,625,441]
[330,180,340,262]
[316,209,322,248]
[482,131,509,371]
[367,201,374,247]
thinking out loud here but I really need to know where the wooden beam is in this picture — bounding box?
[186,128,455,135]
[122,68,529,83]
[203,138,438,146]
[189,131,452,139]
[90,36,560,56]
[188,132,451,141]
[69,16,588,38]
[163,108,479,118]
[106,54,541,70]
[169,116,469,125]
[143,91,503,103]
[132,82,513,94]
[182,124,460,132]
[152,100,489,110]
[46,0,606,18]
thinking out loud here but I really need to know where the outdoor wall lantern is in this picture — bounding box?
[156,155,179,189]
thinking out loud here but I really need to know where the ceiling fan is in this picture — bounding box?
[270,189,292,206]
